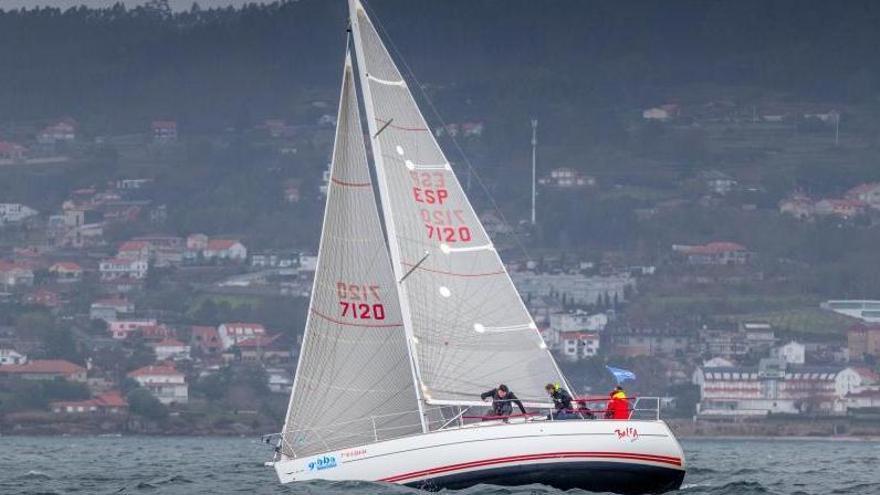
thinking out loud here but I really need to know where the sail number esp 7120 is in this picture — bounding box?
[410,171,472,243]
[336,282,386,320]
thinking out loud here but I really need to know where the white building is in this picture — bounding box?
[152,339,191,361]
[108,319,157,340]
[0,348,27,365]
[267,368,294,394]
[217,322,266,350]
[128,365,188,405]
[775,341,805,365]
[0,203,38,225]
[203,240,247,261]
[99,258,148,281]
[692,360,863,417]
[557,331,600,361]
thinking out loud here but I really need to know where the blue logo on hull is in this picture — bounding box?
[308,455,338,471]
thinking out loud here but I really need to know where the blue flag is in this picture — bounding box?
[606,366,636,384]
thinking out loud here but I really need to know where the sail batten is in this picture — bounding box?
[349,0,568,405]
[280,50,420,457]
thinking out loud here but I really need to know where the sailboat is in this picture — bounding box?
[270,1,685,493]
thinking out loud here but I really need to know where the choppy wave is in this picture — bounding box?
[1,437,878,495]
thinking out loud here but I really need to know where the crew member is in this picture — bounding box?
[544,383,576,420]
[604,385,630,420]
[481,384,527,419]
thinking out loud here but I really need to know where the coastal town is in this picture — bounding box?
[2,102,879,437]
[1,2,880,438]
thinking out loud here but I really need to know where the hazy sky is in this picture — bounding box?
[0,0,273,10]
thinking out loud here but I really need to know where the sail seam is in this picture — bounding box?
[367,73,407,86]
[331,177,372,187]
[401,262,505,278]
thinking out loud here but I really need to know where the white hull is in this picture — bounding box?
[272,419,685,493]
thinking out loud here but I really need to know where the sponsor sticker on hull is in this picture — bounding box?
[308,455,338,471]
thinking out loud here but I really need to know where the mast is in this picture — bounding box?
[348,0,428,432]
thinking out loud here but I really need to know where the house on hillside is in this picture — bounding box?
[847,324,880,362]
[38,120,76,145]
[117,240,151,260]
[538,167,597,189]
[128,365,187,404]
[24,288,62,308]
[99,257,148,281]
[556,331,600,361]
[203,239,247,261]
[674,242,750,266]
[0,141,27,161]
[774,341,806,365]
[90,297,135,321]
[845,183,880,210]
[0,261,35,288]
[0,359,86,382]
[108,319,157,340]
[51,391,128,415]
[217,322,266,350]
[0,348,27,365]
[699,170,738,195]
[0,203,38,225]
[693,359,852,417]
[49,262,83,282]
[152,120,178,143]
[814,198,865,219]
[779,193,814,219]
[191,326,223,357]
[151,338,191,361]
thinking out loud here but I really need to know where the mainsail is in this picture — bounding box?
[349,0,567,404]
[280,51,421,457]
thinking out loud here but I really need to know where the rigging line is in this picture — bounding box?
[375,117,429,132]
[373,118,394,138]
[361,0,532,262]
[398,250,429,284]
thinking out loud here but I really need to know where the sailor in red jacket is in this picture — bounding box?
[604,386,630,420]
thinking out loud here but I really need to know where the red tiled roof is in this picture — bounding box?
[206,239,239,250]
[52,391,128,409]
[0,359,85,375]
[0,141,26,153]
[50,262,82,272]
[153,338,186,348]
[119,240,149,251]
[128,364,181,377]
[0,260,32,273]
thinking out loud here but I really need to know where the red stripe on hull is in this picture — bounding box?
[381,451,682,483]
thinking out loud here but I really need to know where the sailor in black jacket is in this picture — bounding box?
[545,383,575,419]
[480,384,527,417]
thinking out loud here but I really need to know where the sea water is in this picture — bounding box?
[0,436,877,494]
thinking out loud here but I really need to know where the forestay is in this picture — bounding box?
[349,0,566,404]
[280,52,421,457]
